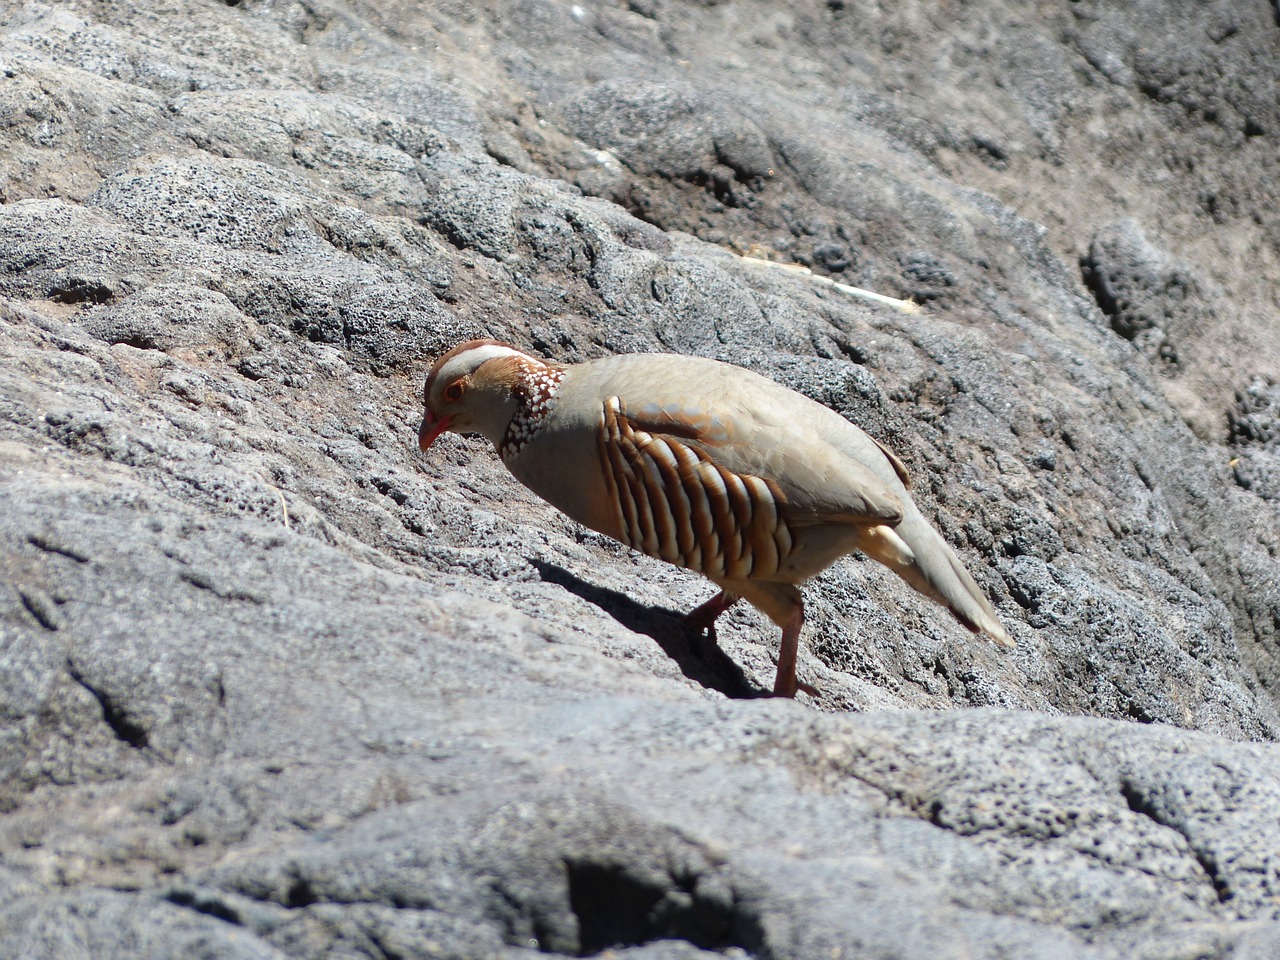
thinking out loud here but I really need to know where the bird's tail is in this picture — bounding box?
[860,504,1014,647]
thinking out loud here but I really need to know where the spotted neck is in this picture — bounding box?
[500,360,565,461]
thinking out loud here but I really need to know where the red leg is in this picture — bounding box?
[772,601,803,697]
[772,600,818,698]
[686,590,737,635]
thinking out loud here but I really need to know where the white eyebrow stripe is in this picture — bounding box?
[437,344,526,381]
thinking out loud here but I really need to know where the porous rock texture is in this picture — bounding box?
[3,1,1280,957]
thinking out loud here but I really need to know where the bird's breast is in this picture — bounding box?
[502,407,620,540]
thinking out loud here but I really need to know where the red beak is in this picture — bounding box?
[419,410,454,451]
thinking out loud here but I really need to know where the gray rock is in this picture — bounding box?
[1229,379,1280,502]
[1080,218,1214,370]
[0,890,289,960]
[4,0,1280,957]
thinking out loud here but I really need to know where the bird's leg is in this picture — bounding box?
[772,602,803,698]
[772,602,818,698]
[686,590,737,637]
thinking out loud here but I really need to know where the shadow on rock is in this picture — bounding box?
[531,559,764,700]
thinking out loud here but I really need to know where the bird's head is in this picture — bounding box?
[419,339,543,453]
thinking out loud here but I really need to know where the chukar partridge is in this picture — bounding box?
[419,339,1014,697]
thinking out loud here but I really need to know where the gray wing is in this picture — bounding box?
[618,389,908,529]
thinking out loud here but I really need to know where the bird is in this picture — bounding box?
[418,339,1014,698]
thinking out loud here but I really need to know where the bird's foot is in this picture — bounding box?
[685,590,737,635]
[771,675,820,699]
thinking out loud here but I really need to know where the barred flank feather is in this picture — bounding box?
[598,396,795,580]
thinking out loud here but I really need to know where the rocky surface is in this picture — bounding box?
[3,1,1280,957]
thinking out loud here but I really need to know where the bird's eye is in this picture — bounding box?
[444,380,465,402]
